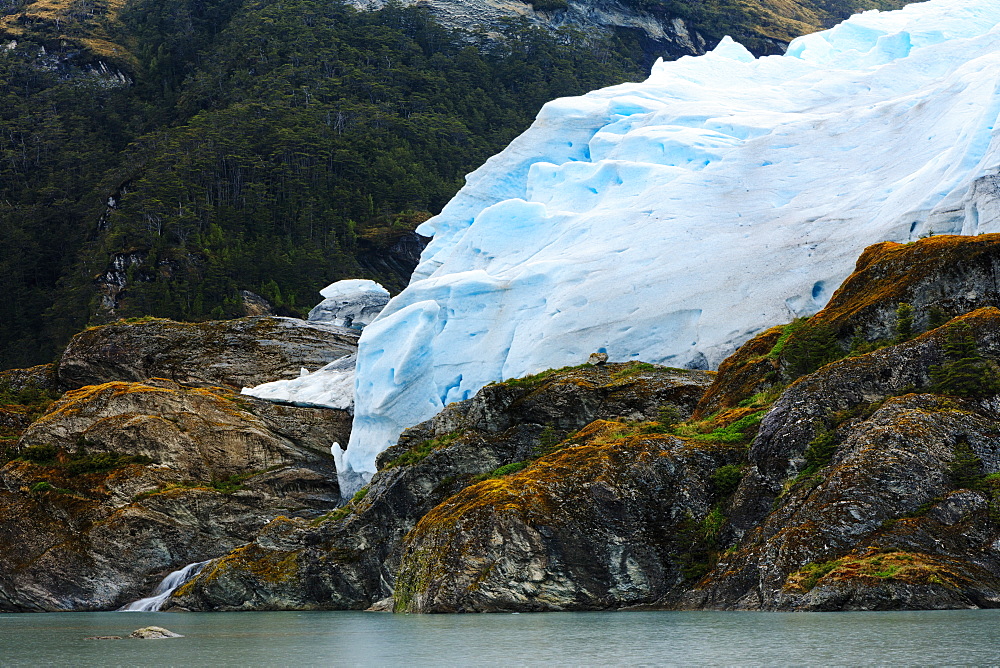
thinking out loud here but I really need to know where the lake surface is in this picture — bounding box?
[2,609,999,666]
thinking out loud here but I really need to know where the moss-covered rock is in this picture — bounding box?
[393,429,736,612]
[694,234,1000,414]
[171,362,715,611]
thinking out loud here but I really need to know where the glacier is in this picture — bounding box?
[307,279,389,329]
[339,0,1000,483]
[241,280,390,409]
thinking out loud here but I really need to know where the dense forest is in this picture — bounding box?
[0,0,908,370]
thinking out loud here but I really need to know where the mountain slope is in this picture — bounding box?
[0,0,914,370]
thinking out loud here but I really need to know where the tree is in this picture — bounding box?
[929,321,1000,398]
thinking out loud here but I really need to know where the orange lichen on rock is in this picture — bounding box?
[811,234,1000,330]
[693,326,784,419]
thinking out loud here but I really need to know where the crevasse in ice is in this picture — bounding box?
[341,0,1000,484]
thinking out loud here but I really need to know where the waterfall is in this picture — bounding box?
[118,560,211,612]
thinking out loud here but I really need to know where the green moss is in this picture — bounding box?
[474,461,528,482]
[498,364,589,390]
[711,464,744,496]
[797,560,838,591]
[767,320,806,360]
[609,362,659,380]
[689,410,766,444]
[383,431,463,469]
[736,385,784,409]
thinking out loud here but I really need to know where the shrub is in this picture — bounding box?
[767,319,806,360]
[18,444,59,465]
[530,0,568,10]
[782,322,843,377]
[799,425,838,478]
[66,452,152,476]
[947,439,982,490]
[30,481,54,493]
[894,302,914,343]
[711,464,744,496]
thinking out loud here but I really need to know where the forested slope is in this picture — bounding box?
[0,0,911,369]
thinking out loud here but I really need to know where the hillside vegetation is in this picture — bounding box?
[0,0,910,369]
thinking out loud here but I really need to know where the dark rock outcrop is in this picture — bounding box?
[392,310,1000,612]
[695,234,1000,418]
[57,316,358,391]
[170,363,715,611]
[394,421,735,612]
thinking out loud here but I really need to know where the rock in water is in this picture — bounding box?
[307,280,389,329]
[341,0,1000,481]
[129,626,182,639]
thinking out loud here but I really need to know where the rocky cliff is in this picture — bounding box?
[0,316,353,611]
[346,0,911,61]
[173,234,1000,613]
[170,363,714,610]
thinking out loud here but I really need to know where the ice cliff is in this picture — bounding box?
[341,0,1000,481]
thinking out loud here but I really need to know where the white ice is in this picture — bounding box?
[308,279,390,329]
[241,354,356,410]
[339,0,1000,483]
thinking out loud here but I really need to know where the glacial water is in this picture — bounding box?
[2,609,999,666]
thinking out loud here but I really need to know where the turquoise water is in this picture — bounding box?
[2,609,999,666]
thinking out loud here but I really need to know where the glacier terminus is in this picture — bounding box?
[336,0,1000,487]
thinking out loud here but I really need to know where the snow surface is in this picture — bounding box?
[339,0,1000,483]
[242,280,390,409]
[241,354,357,410]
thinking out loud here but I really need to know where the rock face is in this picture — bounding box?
[394,422,734,612]
[0,314,354,612]
[57,316,358,391]
[0,380,342,612]
[394,311,1000,612]
[171,363,714,610]
[346,0,901,61]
